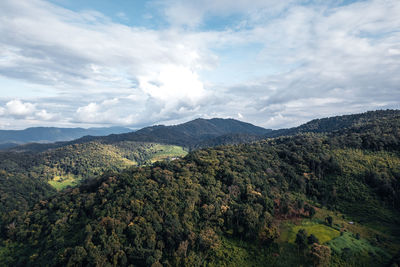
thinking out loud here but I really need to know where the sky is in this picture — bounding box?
[0,0,399,130]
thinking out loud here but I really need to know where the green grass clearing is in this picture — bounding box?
[327,232,390,256]
[48,174,82,190]
[280,221,340,244]
[327,232,391,266]
[149,144,187,163]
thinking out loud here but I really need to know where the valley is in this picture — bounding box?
[1,0,399,265]
[0,110,399,266]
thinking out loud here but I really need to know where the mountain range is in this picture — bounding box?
[6,110,396,153]
[0,126,132,149]
[5,118,271,152]
[1,109,400,266]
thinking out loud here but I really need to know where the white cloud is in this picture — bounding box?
[75,100,137,125]
[76,103,101,123]
[0,0,215,95]
[139,65,207,103]
[0,0,399,129]
[35,109,56,121]
[5,100,36,116]
[0,100,58,123]
[0,0,221,127]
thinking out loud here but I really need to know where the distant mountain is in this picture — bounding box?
[2,109,400,266]
[0,142,20,150]
[102,118,271,146]
[8,111,400,153]
[9,118,272,152]
[0,126,132,148]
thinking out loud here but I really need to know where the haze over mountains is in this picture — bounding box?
[5,110,395,153]
[0,126,132,149]
[4,118,271,152]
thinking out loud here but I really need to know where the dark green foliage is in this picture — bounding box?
[266,109,400,141]
[305,204,316,218]
[1,141,177,181]
[0,110,400,266]
[308,234,319,244]
[295,229,308,251]
[356,233,361,240]
[0,170,56,214]
[0,141,186,217]
[326,216,333,226]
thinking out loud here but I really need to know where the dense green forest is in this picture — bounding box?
[0,110,400,266]
[1,141,187,180]
[0,141,187,214]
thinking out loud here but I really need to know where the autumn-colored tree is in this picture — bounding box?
[199,228,220,251]
[309,243,331,267]
[258,224,279,245]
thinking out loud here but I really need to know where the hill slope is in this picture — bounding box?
[11,110,400,153]
[0,140,188,216]
[266,109,400,138]
[88,118,271,147]
[1,110,400,266]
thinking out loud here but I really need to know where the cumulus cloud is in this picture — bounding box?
[0,100,58,124]
[76,102,104,123]
[139,65,207,103]
[0,0,219,128]
[73,92,209,126]
[0,0,215,94]
[5,100,36,116]
[204,0,400,128]
[75,98,145,125]
[35,109,56,121]
[0,0,399,129]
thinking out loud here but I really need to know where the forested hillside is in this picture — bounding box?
[1,110,399,266]
[0,141,187,215]
[101,118,271,146]
[265,109,400,138]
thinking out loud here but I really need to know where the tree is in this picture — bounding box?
[295,229,308,252]
[309,243,331,267]
[308,234,319,245]
[304,204,316,218]
[199,228,220,251]
[297,198,304,210]
[258,224,279,245]
[325,216,333,226]
[309,207,316,218]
